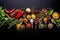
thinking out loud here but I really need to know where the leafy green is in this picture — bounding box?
[56,19,60,26]
[8,19,18,29]
[2,17,18,29]
[0,21,7,27]
[0,10,6,17]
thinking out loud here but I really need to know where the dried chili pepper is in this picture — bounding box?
[15,10,23,19]
[10,9,19,17]
[4,8,9,13]
[10,8,15,13]
[4,8,15,13]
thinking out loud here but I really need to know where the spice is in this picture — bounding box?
[38,13,44,18]
[23,18,28,28]
[10,8,15,13]
[39,18,43,24]
[10,9,19,17]
[16,23,21,30]
[31,8,35,14]
[31,14,36,19]
[15,10,23,19]
[34,18,38,28]
[5,8,15,13]
[19,18,23,24]
[46,15,51,20]
[34,18,38,23]
[42,8,48,15]
[48,23,53,29]
[51,19,56,24]
[19,18,23,22]
[43,17,48,28]
[52,12,59,19]
[4,8,10,13]
[26,15,31,20]
[38,24,45,29]
[27,23,31,29]
[20,24,25,30]
[43,17,48,23]
[23,18,28,23]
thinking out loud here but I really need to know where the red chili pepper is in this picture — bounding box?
[4,8,15,13]
[10,9,19,17]
[5,8,10,13]
[10,8,15,13]
[15,10,23,19]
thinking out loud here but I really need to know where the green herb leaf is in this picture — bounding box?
[48,9,54,15]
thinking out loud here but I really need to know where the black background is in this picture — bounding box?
[0,0,60,10]
[0,0,60,38]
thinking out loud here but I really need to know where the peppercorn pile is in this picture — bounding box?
[0,6,60,31]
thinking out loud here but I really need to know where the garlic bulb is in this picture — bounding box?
[30,19,34,29]
[30,19,34,23]
[26,8,31,13]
